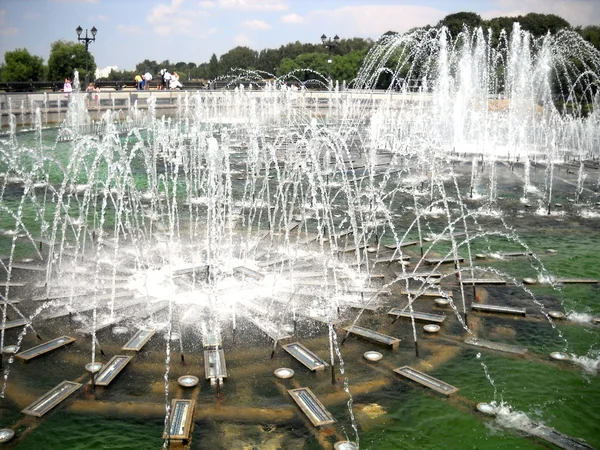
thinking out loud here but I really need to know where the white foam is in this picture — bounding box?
[566,311,594,324]
[569,354,600,374]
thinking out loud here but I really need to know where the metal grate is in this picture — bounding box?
[16,336,75,361]
[288,387,336,426]
[394,366,458,396]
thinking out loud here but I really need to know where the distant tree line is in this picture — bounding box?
[0,11,599,86]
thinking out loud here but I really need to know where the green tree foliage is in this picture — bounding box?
[518,13,570,36]
[219,46,258,74]
[335,37,373,55]
[1,48,45,82]
[335,50,367,82]
[438,12,483,39]
[575,25,600,50]
[256,48,281,74]
[135,59,159,75]
[485,13,571,43]
[208,54,219,79]
[48,40,96,81]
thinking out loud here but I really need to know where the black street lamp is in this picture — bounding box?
[320,33,339,87]
[76,25,97,86]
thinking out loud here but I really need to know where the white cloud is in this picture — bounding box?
[234,33,253,46]
[281,13,304,24]
[305,5,446,38]
[485,0,600,26]
[242,19,271,30]
[117,24,141,35]
[0,10,18,36]
[218,0,287,11]
[147,0,210,36]
[199,0,216,7]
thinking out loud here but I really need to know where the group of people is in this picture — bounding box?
[62,78,101,108]
[135,69,183,90]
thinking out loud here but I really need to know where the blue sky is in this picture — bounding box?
[1,0,599,71]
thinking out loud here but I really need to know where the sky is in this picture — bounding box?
[0,0,599,71]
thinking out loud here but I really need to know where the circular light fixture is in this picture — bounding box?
[2,345,17,354]
[0,429,15,443]
[423,324,440,333]
[523,277,537,285]
[363,351,383,362]
[476,402,496,415]
[112,326,129,335]
[274,368,294,379]
[548,311,566,320]
[85,362,103,373]
[178,375,199,387]
[434,298,449,307]
[550,351,570,361]
[334,441,358,450]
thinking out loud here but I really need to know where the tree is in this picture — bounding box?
[333,49,367,83]
[256,48,281,74]
[485,13,571,42]
[518,13,570,36]
[48,40,96,82]
[219,46,257,76]
[576,25,600,51]
[437,12,483,39]
[135,59,159,75]
[208,54,219,79]
[1,48,46,82]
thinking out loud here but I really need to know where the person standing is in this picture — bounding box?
[94,85,101,108]
[163,70,172,90]
[63,77,72,97]
[144,72,153,90]
[86,82,94,108]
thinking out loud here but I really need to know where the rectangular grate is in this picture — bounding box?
[0,317,27,330]
[471,304,526,316]
[121,329,155,351]
[465,337,528,355]
[288,387,336,426]
[388,309,446,323]
[394,366,458,396]
[344,325,401,349]
[22,380,81,417]
[401,289,452,297]
[94,355,133,386]
[163,399,195,441]
[461,278,507,285]
[204,348,227,380]
[424,257,464,265]
[16,336,75,361]
[282,343,328,371]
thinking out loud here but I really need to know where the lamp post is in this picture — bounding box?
[320,33,339,88]
[76,25,97,86]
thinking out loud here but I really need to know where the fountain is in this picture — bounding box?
[0,24,599,449]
